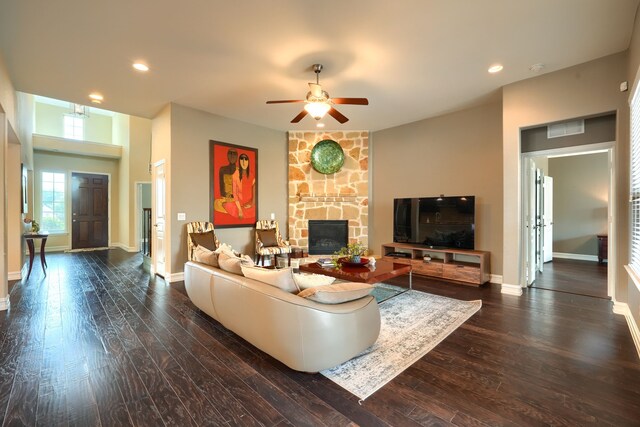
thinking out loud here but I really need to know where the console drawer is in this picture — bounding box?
[443,263,481,284]
[411,260,443,276]
[383,255,412,265]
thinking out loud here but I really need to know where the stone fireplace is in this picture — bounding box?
[308,220,348,255]
[288,131,369,253]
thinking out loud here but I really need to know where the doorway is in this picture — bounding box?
[521,143,613,299]
[71,172,109,249]
[152,160,166,278]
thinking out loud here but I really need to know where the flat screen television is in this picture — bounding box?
[393,196,475,249]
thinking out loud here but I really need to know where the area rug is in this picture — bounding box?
[321,290,482,401]
[64,247,110,253]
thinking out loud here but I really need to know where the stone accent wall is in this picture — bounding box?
[288,131,369,253]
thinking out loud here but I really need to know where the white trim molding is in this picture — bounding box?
[0,297,10,311]
[490,274,503,284]
[112,243,138,252]
[501,283,523,296]
[612,300,640,360]
[8,271,21,281]
[552,252,599,262]
[167,272,184,283]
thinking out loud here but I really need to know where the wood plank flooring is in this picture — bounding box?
[2,249,640,426]
[532,258,608,299]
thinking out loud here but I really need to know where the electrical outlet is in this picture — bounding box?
[270,213,275,220]
[177,213,186,221]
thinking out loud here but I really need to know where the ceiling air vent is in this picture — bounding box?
[547,120,585,139]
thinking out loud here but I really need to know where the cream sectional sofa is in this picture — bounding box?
[184,260,381,372]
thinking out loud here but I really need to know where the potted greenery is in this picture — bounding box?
[335,241,368,264]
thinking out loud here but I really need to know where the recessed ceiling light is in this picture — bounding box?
[89,93,103,102]
[488,64,504,73]
[316,123,325,128]
[133,62,149,72]
[91,99,102,104]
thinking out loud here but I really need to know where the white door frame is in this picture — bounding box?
[520,141,615,298]
[152,160,167,277]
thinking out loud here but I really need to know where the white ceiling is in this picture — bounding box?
[1,0,638,131]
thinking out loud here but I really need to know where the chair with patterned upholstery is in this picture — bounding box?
[255,219,292,267]
[186,221,220,261]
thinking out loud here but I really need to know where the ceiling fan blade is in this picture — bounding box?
[291,110,308,123]
[308,83,323,97]
[266,100,304,104]
[330,97,369,105]
[327,107,349,124]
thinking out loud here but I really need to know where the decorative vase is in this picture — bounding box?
[351,255,361,263]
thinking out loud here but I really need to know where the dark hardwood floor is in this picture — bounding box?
[3,249,640,426]
[532,258,609,299]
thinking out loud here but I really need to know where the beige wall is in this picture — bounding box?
[372,100,504,275]
[503,53,628,295]
[158,103,286,276]
[33,151,120,251]
[114,113,130,250]
[549,153,608,256]
[128,116,152,248]
[35,102,113,144]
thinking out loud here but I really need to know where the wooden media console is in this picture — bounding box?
[381,243,490,286]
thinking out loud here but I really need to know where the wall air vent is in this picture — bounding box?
[547,120,585,139]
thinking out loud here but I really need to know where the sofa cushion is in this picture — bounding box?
[193,245,219,267]
[293,273,336,290]
[257,229,278,247]
[297,282,373,304]
[241,265,300,293]
[189,230,217,251]
[218,252,254,275]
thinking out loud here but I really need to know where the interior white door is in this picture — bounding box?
[535,168,544,273]
[153,161,166,277]
[526,159,537,285]
[543,176,554,263]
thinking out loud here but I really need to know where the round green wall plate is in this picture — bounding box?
[310,139,345,174]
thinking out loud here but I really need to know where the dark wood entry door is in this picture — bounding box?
[72,173,109,249]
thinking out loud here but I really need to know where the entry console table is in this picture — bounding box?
[382,243,490,286]
[24,232,49,280]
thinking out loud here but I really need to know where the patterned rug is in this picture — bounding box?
[321,290,482,401]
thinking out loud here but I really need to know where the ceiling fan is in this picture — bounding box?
[266,64,369,124]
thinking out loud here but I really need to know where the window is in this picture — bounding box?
[63,115,83,140]
[41,172,66,233]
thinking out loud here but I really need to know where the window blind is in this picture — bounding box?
[630,82,640,273]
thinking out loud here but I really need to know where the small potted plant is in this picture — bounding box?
[24,217,40,233]
[335,241,368,264]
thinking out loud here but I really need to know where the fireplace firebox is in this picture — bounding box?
[308,220,348,255]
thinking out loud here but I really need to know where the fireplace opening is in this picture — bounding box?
[308,220,348,255]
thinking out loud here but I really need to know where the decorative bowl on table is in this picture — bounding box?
[338,257,369,267]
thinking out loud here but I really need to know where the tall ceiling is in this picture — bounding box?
[0,0,638,131]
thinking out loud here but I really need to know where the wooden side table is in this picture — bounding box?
[24,232,49,280]
[597,234,608,264]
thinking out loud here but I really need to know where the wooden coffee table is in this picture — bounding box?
[299,259,413,289]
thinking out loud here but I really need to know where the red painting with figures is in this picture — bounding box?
[210,140,258,227]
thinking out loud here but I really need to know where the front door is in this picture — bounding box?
[72,173,109,249]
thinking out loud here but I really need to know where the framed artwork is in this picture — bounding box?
[210,140,258,228]
[21,164,28,214]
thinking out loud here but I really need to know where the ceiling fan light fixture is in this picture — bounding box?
[304,101,331,120]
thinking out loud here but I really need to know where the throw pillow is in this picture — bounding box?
[218,252,245,275]
[189,231,217,251]
[193,245,219,267]
[297,282,373,304]
[293,273,336,290]
[257,229,278,247]
[241,266,300,293]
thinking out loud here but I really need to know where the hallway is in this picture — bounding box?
[532,258,608,299]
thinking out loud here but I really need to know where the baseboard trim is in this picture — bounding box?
[552,252,599,262]
[612,301,640,360]
[166,272,184,283]
[0,297,10,311]
[490,274,503,284]
[501,283,523,296]
[42,245,69,253]
[8,271,21,281]
[112,243,138,252]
